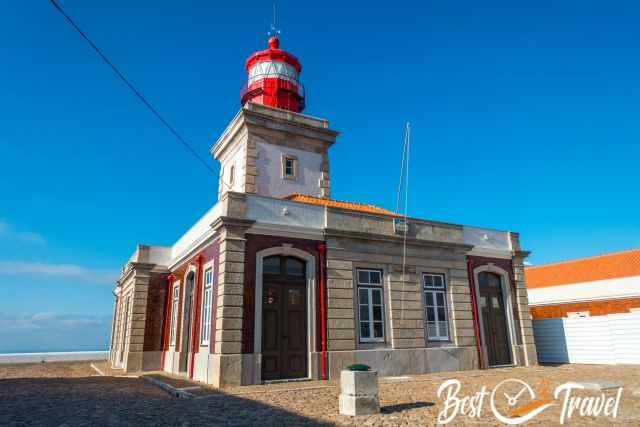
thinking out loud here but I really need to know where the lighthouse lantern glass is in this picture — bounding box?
[249,61,299,85]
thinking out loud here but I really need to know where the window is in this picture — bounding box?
[356,269,384,342]
[200,268,214,345]
[423,273,449,341]
[286,257,305,276]
[169,286,179,346]
[263,256,306,277]
[282,154,297,180]
[263,256,281,275]
[229,164,235,186]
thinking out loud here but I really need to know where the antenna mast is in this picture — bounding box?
[395,122,411,319]
[268,3,281,37]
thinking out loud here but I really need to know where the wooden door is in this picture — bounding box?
[478,272,512,366]
[261,256,308,381]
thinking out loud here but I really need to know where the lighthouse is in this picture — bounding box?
[241,36,305,113]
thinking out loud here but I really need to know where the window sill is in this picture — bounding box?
[357,340,389,351]
[426,340,453,348]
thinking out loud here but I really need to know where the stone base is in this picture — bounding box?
[339,370,380,416]
[157,346,494,386]
[211,354,243,387]
[121,351,162,372]
[327,346,479,380]
[520,343,538,366]
[192,351,210,383]
[339,394,380,416]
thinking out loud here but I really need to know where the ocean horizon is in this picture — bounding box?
[0,347,108,355]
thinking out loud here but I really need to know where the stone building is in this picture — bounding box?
[109,36,537,385]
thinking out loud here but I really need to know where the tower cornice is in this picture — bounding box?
[211,103,338,159]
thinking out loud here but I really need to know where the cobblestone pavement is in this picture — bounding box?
[1,362,639,426]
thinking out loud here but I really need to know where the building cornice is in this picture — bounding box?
[211,104,339,159]
[513,250,531,259]
[115,261,155,287]
[324,228,473,252]
[211,216,256,232]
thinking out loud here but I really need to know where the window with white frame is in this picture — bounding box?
[200,267,214,345]
[423,273,449,341]
[282,154,298,180]
[356,269,384,342]
[169,285,179,346]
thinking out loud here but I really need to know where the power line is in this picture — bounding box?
[49,0,230,188]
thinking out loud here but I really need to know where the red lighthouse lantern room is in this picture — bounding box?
[241,36,305,113]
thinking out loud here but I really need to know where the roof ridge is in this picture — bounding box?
[526,247,640,270]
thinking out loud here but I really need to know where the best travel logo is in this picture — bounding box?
[436,378,623,425]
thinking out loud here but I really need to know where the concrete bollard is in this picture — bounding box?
[339,368,380,416]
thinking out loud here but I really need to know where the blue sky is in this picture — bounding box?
[1,1,639,352]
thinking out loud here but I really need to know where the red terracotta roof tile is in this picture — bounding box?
[525,248,640,289]
[284,193,398,217]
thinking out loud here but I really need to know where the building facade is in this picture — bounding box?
[526,248,640,319]
[526,248,640,365]
[109,37,537,385]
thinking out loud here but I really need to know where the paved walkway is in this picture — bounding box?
[1,362,639,425]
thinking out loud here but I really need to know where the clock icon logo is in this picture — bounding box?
[490,379,555,425]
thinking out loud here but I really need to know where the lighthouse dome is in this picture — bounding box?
[241,36,305,112]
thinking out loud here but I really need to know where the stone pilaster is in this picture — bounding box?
[245,136,258,194]
[320,153,330,197]
[210,216,254,386]
[447,267,476,348]
[510,232,537,366]
[387,267,425,349]
[109,294,120,366]
[119,263,154,372]
[325,257,356,351]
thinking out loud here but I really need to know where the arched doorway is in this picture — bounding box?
[261,255,308,381]
[179,271,195,373]
[477,271,512,366]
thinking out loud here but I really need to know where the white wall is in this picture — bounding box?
[246,194,325,229]
[533,311,640,364]
[528,275,640,306]
[463,226,512,258]
[255,142,323,198]
[218,141,246,194]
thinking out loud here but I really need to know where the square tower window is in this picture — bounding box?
[282,154,298,180]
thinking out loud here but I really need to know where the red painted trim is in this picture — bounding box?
[317,242,328,380]
[159,273,175,370]
[188,256,204,379]
[245,37,302,72]
[467,259,485,369]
